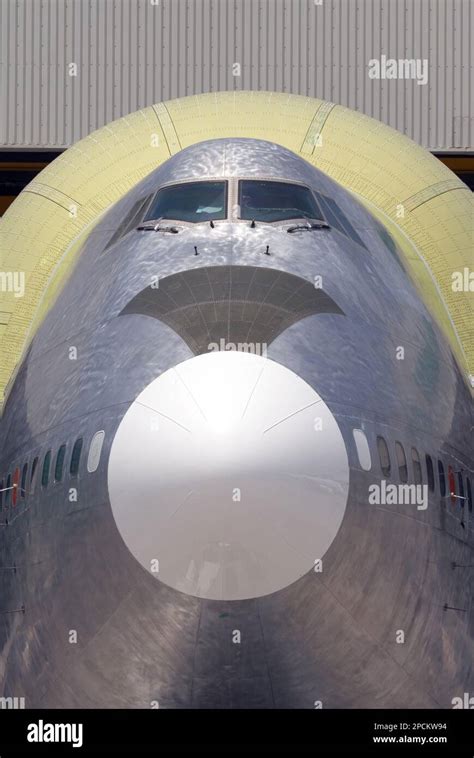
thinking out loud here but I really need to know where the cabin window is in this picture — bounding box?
[70,438,83,477]
[12,468,20,506]
[425,454,435,492]
[448,465,456,504]
[377,436,391,477]
[87,431,105,473]
[5,473,11,506]
[457,472,465,507]
[411,447,422,485]
[21,462,28,498]
[54,445,66,482]
[395,441,408,483]
[352,429,371,470]
[42,451,51,488]
[438,460,446,497]
[30,456,39,494]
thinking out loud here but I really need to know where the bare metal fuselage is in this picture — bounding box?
[0,140,472,708]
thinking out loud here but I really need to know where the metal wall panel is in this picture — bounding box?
[0,0,472,150]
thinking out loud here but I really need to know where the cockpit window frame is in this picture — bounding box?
[132,175,367,253]
[235,177,325,226]
[143,178,229,226]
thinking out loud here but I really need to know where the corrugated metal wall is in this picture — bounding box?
[1,0,472,150]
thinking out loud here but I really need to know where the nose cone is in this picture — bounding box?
[108,352,349,600]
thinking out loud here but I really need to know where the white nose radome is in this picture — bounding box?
[107,351,349,601]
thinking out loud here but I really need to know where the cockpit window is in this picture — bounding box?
[238,180,323,223]
[144,181,227,223]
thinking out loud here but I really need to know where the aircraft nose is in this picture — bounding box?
[108,351,349,601]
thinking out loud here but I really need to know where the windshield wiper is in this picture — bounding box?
[243,207,329,226]
[287,219,330,233]
[136,218,179,233]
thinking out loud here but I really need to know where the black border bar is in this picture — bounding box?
[0,709,472,755]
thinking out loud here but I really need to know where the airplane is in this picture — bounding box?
[0,137,472,708]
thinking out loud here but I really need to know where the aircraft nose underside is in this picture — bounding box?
[107,351,349,601]
[120,265,345,356]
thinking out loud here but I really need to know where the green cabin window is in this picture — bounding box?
[42,450,51,487]
[70,438,83,477]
